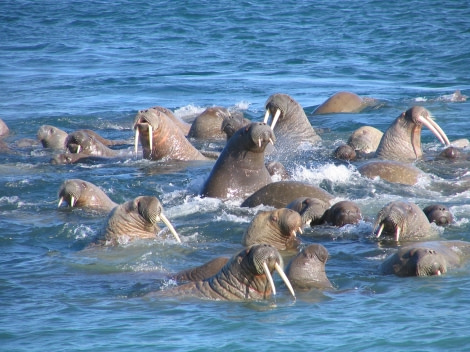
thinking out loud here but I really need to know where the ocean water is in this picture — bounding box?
[1,1,470,351]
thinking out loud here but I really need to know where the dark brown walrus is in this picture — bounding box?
[133,107,207,161]
[200,122,275,200]
[379,241,470,277]
[150,244,295,301]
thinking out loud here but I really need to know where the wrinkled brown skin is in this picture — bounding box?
[0,118,9,137]
[286,197,330,227]
[358,160,423,185]
[65,130,120,157]
[100,196,169,246]
[347,126,384,154]
[58,179,118,212]
[373,201,437,242]
[187,106,232,140]
[313,91,371,115]
[134,107,207,161]
[201,122,275,199]
[379,241,470,277]
[333,144,357,161]
[320,200,362,227]
[242,208,302,251]
[170,257,229,282]
[375,106,448,162]
[241,181,334,209]
[265,93,321,152]
[50,152,110,165]
[423,204,454,226]
[152,244,284,301]
[285,244,333,290]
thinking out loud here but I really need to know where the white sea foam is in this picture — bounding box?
[292,163,359,185]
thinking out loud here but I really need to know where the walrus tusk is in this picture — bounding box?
[258,138,262,148]
[270,109,281,131]
[275,262,296,298]
[134,128,139,156]
[297,227,303,235]
[395,227,401,242]
[158,212,181,243]
[76,145,81,154]
[374,223,385,238]
[263,262,276,296]
[418,115,450,146]
[70,196,76,207]
[58,197,63,208]
[269,138,274,145]
[148,125,153,154]
[263,109,270,124]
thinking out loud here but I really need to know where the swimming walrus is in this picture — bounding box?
[57,179,117,212]
[375,106,450,162]
[320,200,362,227]
[286,197,330,227]
[241,181,334,209]
[313,91,376,115]
[372,200,438,242]
[358,159,424,186]
[422,204,454,226]
[263,93,321,154]
[379,240,470,277]
[200,122,275,199]
[65,130,122,157]
[133,107,207,161]
[99,196,181,246]
[241,208,303,251]
[285,244,334,290]
[151,244,295,301]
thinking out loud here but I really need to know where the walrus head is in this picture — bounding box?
[373,201,415,241]
[393,247,447,277]
[243,122,275,151]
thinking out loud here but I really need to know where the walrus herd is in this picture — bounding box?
[2,90,469,302]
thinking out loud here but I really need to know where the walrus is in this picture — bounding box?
[265,161,290,181]
[312,91,375,115]
[151,106,191,136]
[423,204,454,226]
[241,181,334,209]
[57,179,117,212]
[221,110,251,140]
[187,106,246,140]
[50,152,111,165]
[151,244,296,301]
[285,244,334,290]
[38,125,129,150]
[286,197,330,227]
[200,122,275,199]
[375,106,450,162]
[320,200,362,227]
[100,196,181,246]
[263,93,321,154]
[65,130,121,157]
[241,208,303,251]
[133,107,207,161]
[347,125,384,154]
[333,144,357,161]
[358,159,424,186]
[372,200,438,242]
[379,240,470,277]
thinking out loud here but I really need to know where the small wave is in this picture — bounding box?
[292,163,359,184]
[173,104,206,120]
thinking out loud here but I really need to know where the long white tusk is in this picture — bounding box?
[76,145,81,154]
[419,115,450,146]
[263,262,276,296]
[148,125,153,154]
[134,128,139,156]
[270,109,281,130]
[263,109,270,124]
[70,196,76,207]
[258,138,262,148]
[375,223,384,238]
[395,227,401,242]
[275,262,295,299]
[269,138,274,145]
[159,212,181,243]
[58,197,63,208]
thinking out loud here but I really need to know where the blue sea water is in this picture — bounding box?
[1,1,470,351]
